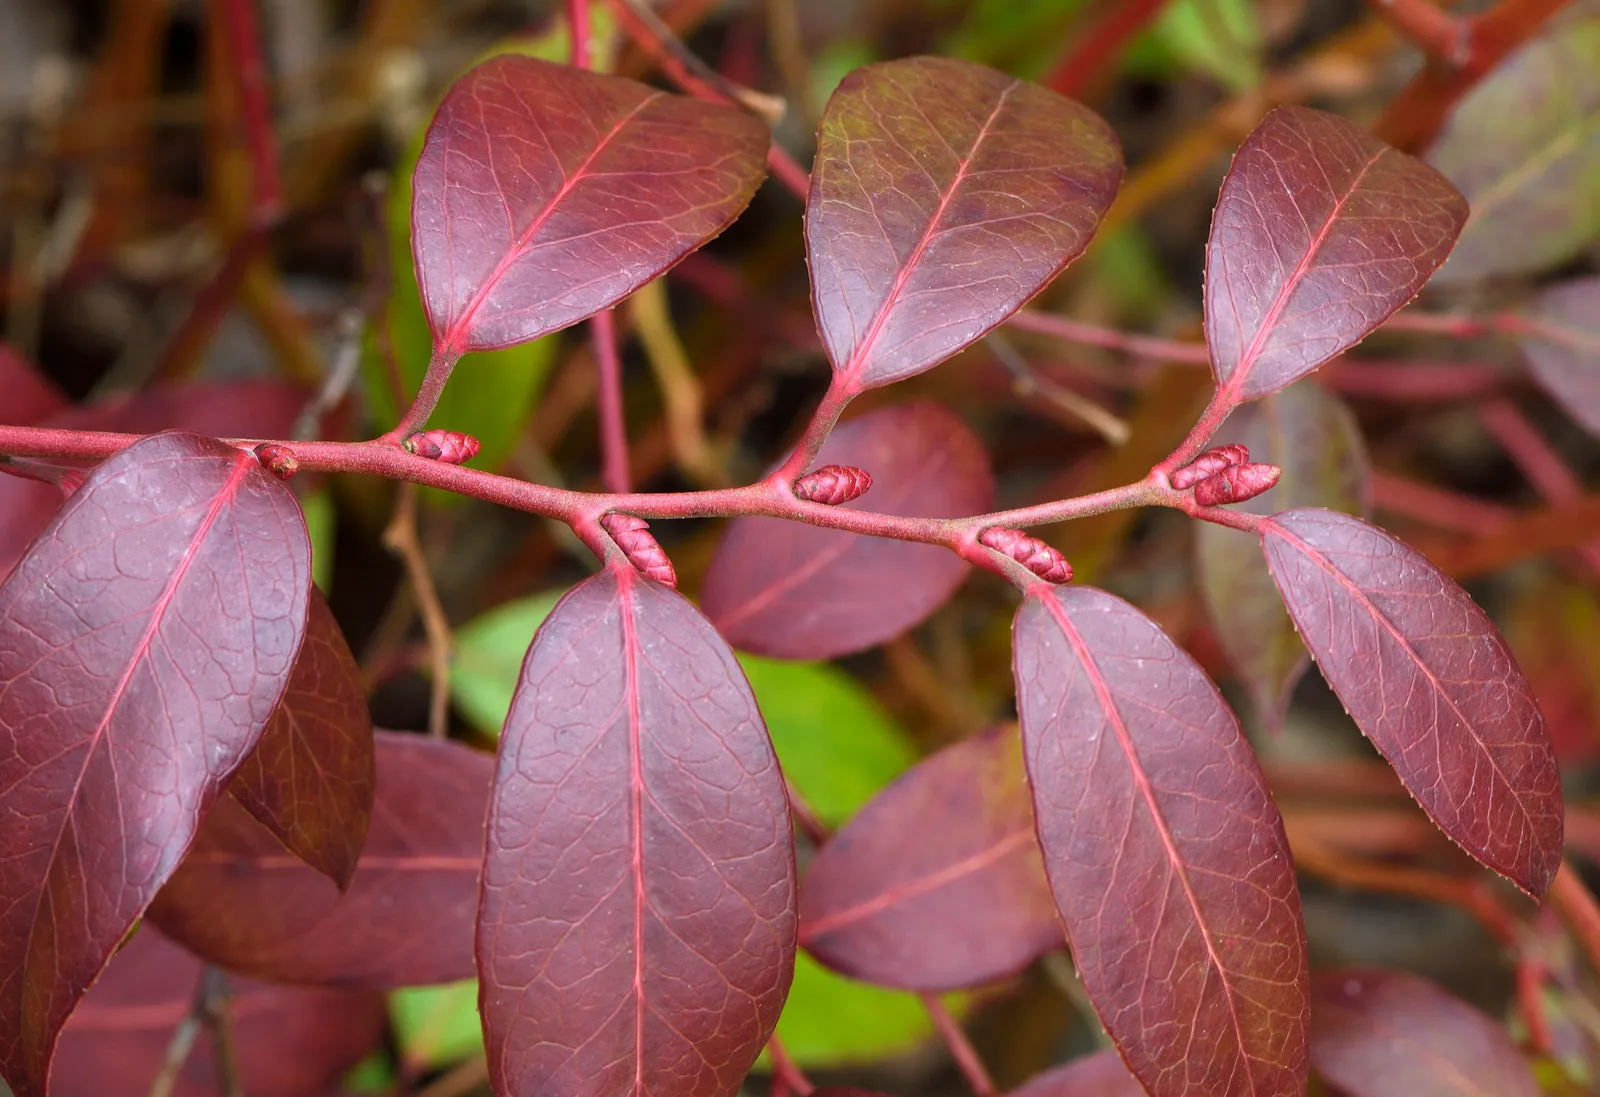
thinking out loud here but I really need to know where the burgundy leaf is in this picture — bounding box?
[702,402,993,659]
[1009,1050,1147,1097]
[1205,106,1467,400]
[0,380,308,578]
[1196,383,1370,730]
[808,56,1122,390]
[53,929,385,1097]
[229,589,375,889]
[1519,276,1600,437]
[1310,968,1540,1097]
[0,345,66,426]
[414,54,768,356]
[149,731,489,988]
[0,431,311,1097]
[480,566,795,1097]
[1260,509,1563,895]
[1012,584,1308,1097]
[798,726,1059,992]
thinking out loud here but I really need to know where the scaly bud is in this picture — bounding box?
[1193,463,1281,506]
[979,527,1073,584]
[794,465,873,505]
[1170,443,1249,489]
[253,443,300,480]
[601,513,677,587]
[403,430,481,464]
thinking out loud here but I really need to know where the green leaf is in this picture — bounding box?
[757,952,950,1069]
[735,655,917,828]
[300,487,336,594]
[451,589,569,737]
[1150,0,1262,92]
[390,980,482,1070]
[341,1053,396,1094]
[1428,18,1600,284]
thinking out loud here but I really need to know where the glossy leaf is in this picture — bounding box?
[51,929,385,1097]
[807,56,1122,390]
[1197,382,1369,728]
[0,380,307,577]
[0,345,65,426]
[1519,277,1600,437]
[149,732,490,988]
[1205,105,1467,400]
[0,431,311,1097]
[736,655,917,829]
[1013,584,1309,1097]
[229,589,375,888]
[702,402,994,659]
[1310,969,1540,1097]
[1010,1050,1147,1097]
[479,567,796,1097]
[413,54,768,356]
[799,726,1059,992]
[1260,509,1563,895]
[1428,20,1600,285]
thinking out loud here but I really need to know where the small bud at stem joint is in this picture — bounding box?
[601,513,677,587]
[979,527,1073,583]
[403,430,481,464]
[1192,463,1281,506]
[1170,444,1249,489]
[793,465,873,505]
[253,443,300,480]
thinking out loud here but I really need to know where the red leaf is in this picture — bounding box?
[808,56,1121,391]
[149,731,490,988]
[413,55,768,356]
[480,567,795,1097]
[1260,509,1563,896]
[229,590,375,889]
[1519,276,1600,437]
[0,431,311,1097]
[52,930,385,1097]
[702,402,994,659]
[1309,969,1540,1097]
[799,726,1059,992]
[1012,584,1308,1097]
[0,345,66,426]
[1206,106,1467,400]
[0,380,308,578]
[1009,1050,1146,1097]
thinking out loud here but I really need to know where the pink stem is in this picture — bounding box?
[766,1035,813,1097]
[1007,309,1210,364]
[1363,0,1472,65]
[216,0,282,224]
[1371,470,1511,535]
[1043,0,1175,99]
[591,309,632,494]
[923,996,995,1097]
[385,348,459,443]
[1478,397,1600,574]
[567,0,592,69]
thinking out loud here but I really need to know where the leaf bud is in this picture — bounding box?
[403,430,481,464]
[793,465,873,505]
[979,527,1073,583]
[1170,443,1250,489]
[601,513,677,587]
[1193,463,1281,506]
[253,443,300,480]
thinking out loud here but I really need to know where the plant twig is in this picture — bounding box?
[1363,0,1472,65]
[1371,470,1511,535]
[767,1034,814,1097]
[1550,861,1600,980]
[923,995,996,1097]
[1043,0,1175,99]
[985,334,1130,444]
[382,483,453,739]
[1008,309,1211,364]
[591,308,632,495]
[200,966,242,1097]
[630,280,725,485]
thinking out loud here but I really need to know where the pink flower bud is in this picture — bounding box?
[253,443,300,480]
[601,513,677,587]
[1170,443,1250,489]
[979,527,1073,584]
[403,430,481,464]
[793,465,873,505]
[1193,463,1281,506]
